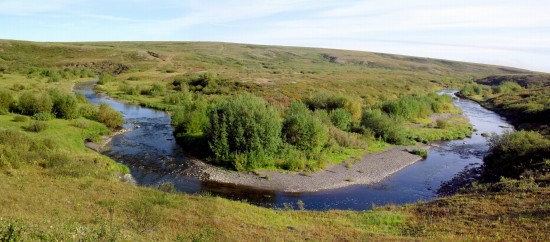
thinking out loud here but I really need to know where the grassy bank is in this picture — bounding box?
[458,74,549,136]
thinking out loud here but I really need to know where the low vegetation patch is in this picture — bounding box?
[409,149,428,159]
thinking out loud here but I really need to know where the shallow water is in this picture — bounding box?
[76,84,512,211]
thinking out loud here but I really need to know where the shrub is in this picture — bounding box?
[282,102,329,154]
[304,91,346,110]
[17,92,53,116]
[171,96,209,135]
[97,73,114,85]
[207,94,282,169]
[32,112,54,121]
[149,83,166,97]
[97,103,123,129]
[492,81,522,94]
[483,131,550,181]
[330,108,353,131]
[119,83,141,96]
[26,121,48,132]
[126,199,162,233]
[12,115,28,122]
[409,149,428,159]
[382,94,432,120]
[436,119,451,129]
[360,109,408,145]
[164,92,192,105]
[328,126,367,149]
[0,91,15,114]
[79,104,99,120]
[50,90,79,119]
[80,68,95,78]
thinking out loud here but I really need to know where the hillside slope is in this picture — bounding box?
[0,40,533,102]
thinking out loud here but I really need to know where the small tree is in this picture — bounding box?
[207,94,282,169]
[330,108,353,131]
[282,102,329,154]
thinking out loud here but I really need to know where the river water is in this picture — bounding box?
[75,84,512,211]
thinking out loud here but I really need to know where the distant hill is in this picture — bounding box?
[475,74,550,88]
[0,39,535,100]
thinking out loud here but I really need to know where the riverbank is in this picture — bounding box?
[189,145,429,193]
[84,128,132,152]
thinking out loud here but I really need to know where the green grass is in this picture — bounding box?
[406,115,473,143]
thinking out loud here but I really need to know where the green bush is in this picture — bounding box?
[164,92,192,105]
[171,96,209,135]
[207,94,282,169]
[483,131,550,181]
[17,92,53,116]
[492,81,522,94]
[409,149,428,159]
[79,104,99,120]
[0,91,15,114]
[12,115,28,122]
[282,102,328,154]
[80,68,95,78]
[149,83,166,97]
[50,90,79,119]
[119,83,141,96]
[26,121,48,132]
[328,126,367,149]
[97,103,123,129]
[32,112,54,121]
[97,73,114,85]
[382,94,431,120]
[330,108,353,131]
[304,91,346,110]
[360,109,408,145]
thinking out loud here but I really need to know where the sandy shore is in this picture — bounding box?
[190,144,430,193]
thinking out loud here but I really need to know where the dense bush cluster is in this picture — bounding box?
[207,94,282,169]
[25,67,95,82]
[483,131,550,181]
[282,102,328,154]
[168,90,461,170]
[0,88,123,131]
[49,90,79,119]
[171,72,248,95]
[304,92,362,121]
[460,81,523,97]
[17,92,53,116]
[357,94,456,144]
[171,95,209,135]
[381,94,453,121]
[361,109,407,145]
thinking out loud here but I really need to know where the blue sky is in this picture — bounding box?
[1,0,549,72]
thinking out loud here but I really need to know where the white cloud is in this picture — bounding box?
[1,0,549,71]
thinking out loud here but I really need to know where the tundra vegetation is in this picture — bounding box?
[0,40,548,240]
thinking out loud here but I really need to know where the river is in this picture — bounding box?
[75,83,512,211]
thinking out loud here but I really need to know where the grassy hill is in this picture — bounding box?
[0,40,532,101]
